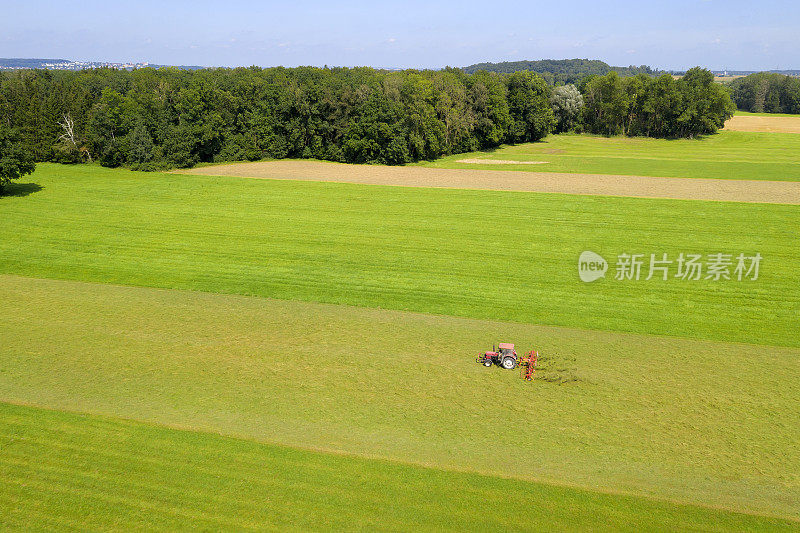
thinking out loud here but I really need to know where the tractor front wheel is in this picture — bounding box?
[501,357,517,370]
[483,358,493,367]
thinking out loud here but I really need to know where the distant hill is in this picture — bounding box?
[0,58,204,71]
[462,59,660,84]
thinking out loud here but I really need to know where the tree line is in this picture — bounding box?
[577,69,735,137]
[0,66,734,173]
[729,73,800,114]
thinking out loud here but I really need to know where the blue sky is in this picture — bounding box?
[2,0,798,70]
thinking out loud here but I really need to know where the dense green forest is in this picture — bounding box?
[0,66,733,170]
[462,59,659,84]
[579,70,734,137]
[729,73,800,114]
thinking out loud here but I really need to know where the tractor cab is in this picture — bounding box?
[478,343,518,369]
[497,343,516,357]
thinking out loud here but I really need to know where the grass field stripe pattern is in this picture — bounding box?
[3,402,799,532]
[3,159,799,529]
[2,165,798,347]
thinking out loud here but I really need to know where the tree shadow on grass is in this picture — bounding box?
[0,182,43,198]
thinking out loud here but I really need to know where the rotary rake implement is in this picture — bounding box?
[476,343,539,381]
[520,350,538,381]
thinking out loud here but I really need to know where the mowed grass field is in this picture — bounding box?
[416,131,800,181]
[4,403,796,531]
[1,155,799,529]
[2,164,798,347]
[2,275,800,521]
[736,111,800,118]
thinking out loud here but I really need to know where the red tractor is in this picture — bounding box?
[478,343,518,369]
[477,343,539,380]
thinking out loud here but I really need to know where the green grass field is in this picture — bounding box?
[5,403,796,532]
[735,110,800,118]
[2,275,799,520]
[2,164,798,347]
[415,131,800,181]
[2,157,799,529]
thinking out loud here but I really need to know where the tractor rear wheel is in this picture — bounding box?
[501,357,517,370]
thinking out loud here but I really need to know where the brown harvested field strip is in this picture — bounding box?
[175,160,800,204]
[724,115,800,133]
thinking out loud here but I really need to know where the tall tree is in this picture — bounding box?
[551,84,584,133]
[128,120,155,167]
[0,127,36,192]
[506,71,555,142]
[582,72,629,135]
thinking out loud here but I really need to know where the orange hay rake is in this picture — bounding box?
[520,350,538,381]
